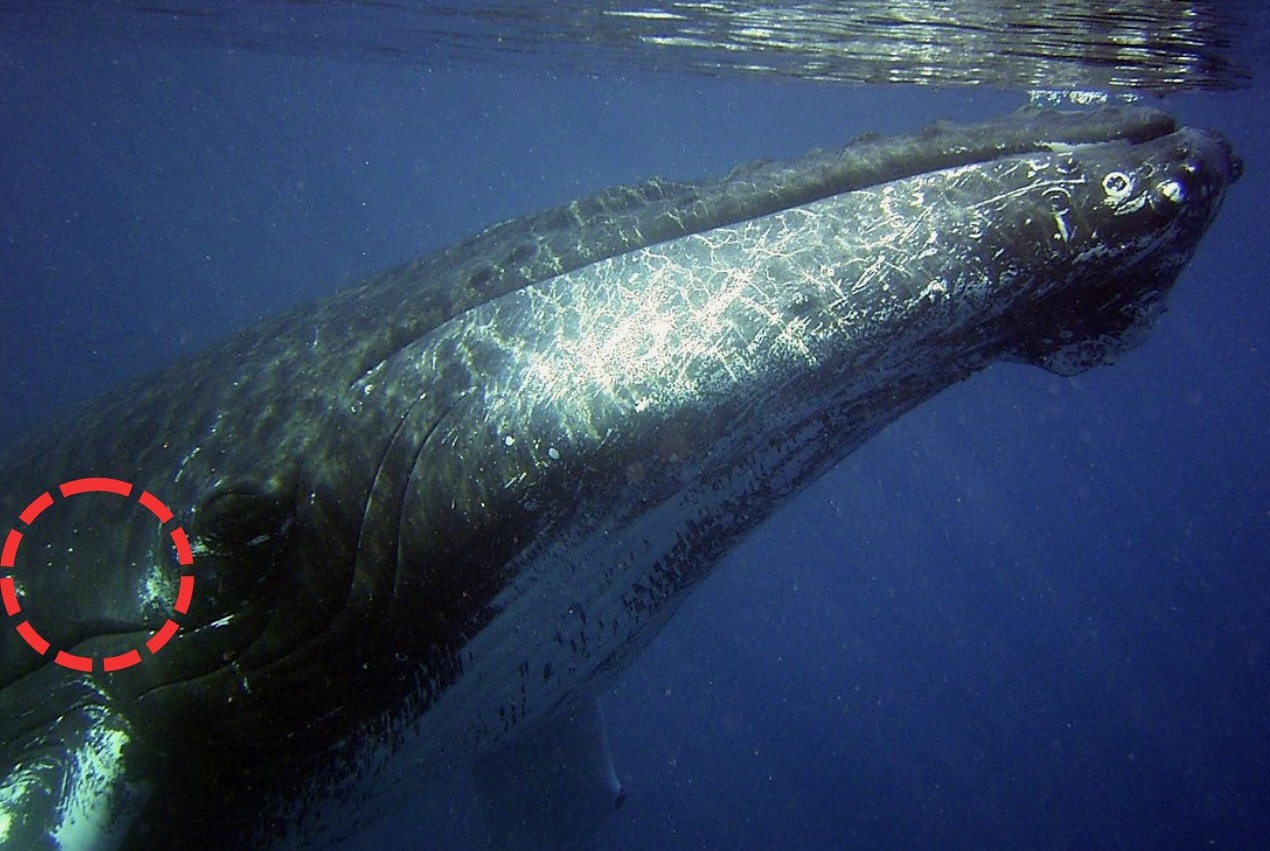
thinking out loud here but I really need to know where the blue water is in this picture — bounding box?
[2,12,1268,851]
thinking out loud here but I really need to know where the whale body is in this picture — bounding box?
[0,106,1240,849]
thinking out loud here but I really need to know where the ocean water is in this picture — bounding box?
[1,5,1267,850]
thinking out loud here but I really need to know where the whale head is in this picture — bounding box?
[1002,122,1240,374]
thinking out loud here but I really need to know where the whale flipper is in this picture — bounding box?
[474,699,624,851]
[0,670,151,851]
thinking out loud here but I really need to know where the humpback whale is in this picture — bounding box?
[0,105,1240,850]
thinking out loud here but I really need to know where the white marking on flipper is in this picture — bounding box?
[474,698,623,851]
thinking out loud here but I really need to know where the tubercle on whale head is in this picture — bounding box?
[1002,124,1240,376]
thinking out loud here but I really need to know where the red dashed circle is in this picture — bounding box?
[1,477,195,672]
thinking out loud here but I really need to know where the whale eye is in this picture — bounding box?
[1102,171,1133,201]
[1157,178,1185,205]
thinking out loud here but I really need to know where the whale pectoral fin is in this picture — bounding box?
[473,698,625,851]
[0,674,151,851]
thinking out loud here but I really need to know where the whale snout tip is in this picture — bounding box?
[1198,128,1242,185]
[1223,136,1244,184]
[1167,128,1242,210]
